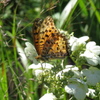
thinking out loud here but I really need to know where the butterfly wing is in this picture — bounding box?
[33,16,68,60]
[32,18,43,55]
[48,34,68,59]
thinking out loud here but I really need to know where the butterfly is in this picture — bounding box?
[32,16,69,60]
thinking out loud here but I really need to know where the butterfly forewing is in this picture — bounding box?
[32,18,43,55]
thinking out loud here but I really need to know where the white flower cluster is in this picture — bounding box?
[24,35,100,100]
[69,35,100,66]
[28,63,100,100]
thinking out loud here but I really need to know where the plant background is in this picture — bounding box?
[0,0,100,100]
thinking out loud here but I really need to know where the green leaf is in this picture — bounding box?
[82,67,100,86]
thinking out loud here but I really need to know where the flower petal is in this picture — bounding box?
[78,36,89,43]
[39,93,57,100]
[28,63,53,69]
[86,41,96,49]
[91,46,100,55]
[80,51,99,66]
[69,36,77,46]
[86,89,96,98]
[86,41,100,55]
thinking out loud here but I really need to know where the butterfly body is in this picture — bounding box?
[32,16,69,60]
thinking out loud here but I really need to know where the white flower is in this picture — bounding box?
[69,36,89,51]
[56,65,80,79]
[86,41,100,55]
[34,70,43,77]
[65,65,78,70]
[81,67,100,86]
[80,41,100,66]
[86,89,96,98]
[65,78,88,100]
[39,93,57,100]
[69,36,78,46]
[28,63,54,77]
[28,63,53,69]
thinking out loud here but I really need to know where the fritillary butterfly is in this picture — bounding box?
[32,16,69,60]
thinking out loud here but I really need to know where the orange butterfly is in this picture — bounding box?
[32,16,69,60]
